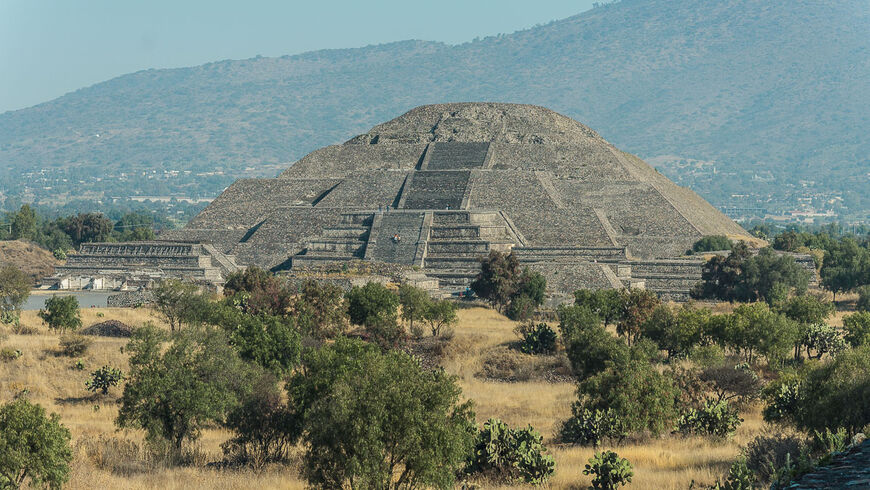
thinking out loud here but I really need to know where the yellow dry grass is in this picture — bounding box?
[0,305,771,489]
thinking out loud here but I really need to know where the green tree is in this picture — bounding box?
[577,361,679,436]
[616,288,660,346]
[820,238,870,301]
[558,305,627,380]
[223,266,292,316]
[85,365,124,395]
[0,266,30,325]
[56,212,114,246]
[729,303,799,364]
[856,285,870,312]
[222,373,295,468]
[151,279,207,331]
[779,294,834,359]
[398,284,431,334]
[210,306,301,376]
[9,204,37,242]
[345,282,399,328]
[0,398,72,489]
[117,324,253,454]
[692,235,733,253]
[38,296,81,332]
[292,280,348,340]
[471,250,522,311]
[506,267,547,321]
[292,337,475,489]
[692,241,752,301]
[642,304,709,359]
[843,311,870,347]
[423,299,458,338]
[791,346,870,434]
[740,248,810,304]
[574,289,623,326]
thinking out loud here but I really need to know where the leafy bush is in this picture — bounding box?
[559,406,626,447]
[801,323,846,359]
[86,366,124,395]
[465,418,555,484]
[516,322,557,355]
[583,450,633,490]
[857,285,870,312]
[843,311,870,347]
[762,380,802,424]
[293,280,349,340]
[222,373,294,468]
[58,334,92,357]
[711,457,755,490]
[689,344,726,367]
[345,282,399,327]
[506,293,536,321]
[39,295,82,332]
[578,362,679,436]
[424,299,458,338]
[692,235,733,253]
[677,399,742,438]
[558,305,627,380]
[0,398,73,489]
[743,432,808,486]
[292,337,475,489]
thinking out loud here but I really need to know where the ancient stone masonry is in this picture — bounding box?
[164,103,754,298]
[47,241,241,291]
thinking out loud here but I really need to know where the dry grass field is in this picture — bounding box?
[1,305,772,489]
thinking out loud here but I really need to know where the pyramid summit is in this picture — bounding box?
[164,103,751,298]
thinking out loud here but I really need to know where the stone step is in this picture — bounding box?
[426,240,491,254]
[423,256,482,268]
[306,241,366,253]
[322,227,369,239]
[291,255,359,268]
[339,213,374,226]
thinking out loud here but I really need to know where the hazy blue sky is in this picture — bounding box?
[0,0,597,113]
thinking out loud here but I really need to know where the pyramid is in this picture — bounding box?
[168,103,751,297]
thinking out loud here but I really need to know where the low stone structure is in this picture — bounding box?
[787,438,870,488]
[47,241,241,291]
[154,103,756,298]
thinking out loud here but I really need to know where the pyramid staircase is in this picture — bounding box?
[422,211,516,290]
[291,212,373,268]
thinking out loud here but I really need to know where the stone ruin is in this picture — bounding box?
[47,241,241,291]
[158,103,755,298]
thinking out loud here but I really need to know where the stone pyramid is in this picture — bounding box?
[168,103,751,296]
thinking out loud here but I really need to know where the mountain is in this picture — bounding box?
[1,0,868,219]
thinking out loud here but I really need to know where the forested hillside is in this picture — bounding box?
[1,0,867,217]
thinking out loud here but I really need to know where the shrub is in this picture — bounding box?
[692,235,733,253]
[0,265,30,325]
[345,282,399,328]
[583,450,633,490]
[578,362,679,436]
[293,280,349,340]
[516,322,557,355]
[743,432,808,486]
[293,337,475,489]
[689,344,726,367]
[222,373,294,468]
[559,406,626,447]
[465,418,555,484]
[58,334,92,357]
[0,398,73,489]
[559,305,627,381]
[11,323,37,335]
[117,325,255,456]
[762,380,802,424]
[39,295,82,332]
[506,293,537,321]
[712,457,755,490]
[424,299,458,338]
[677,399,742,438]
[86,366,124,395]
[801,323,846,359]
[790,345,870,433]
[857,285,870,312]
[843,311,870,347]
